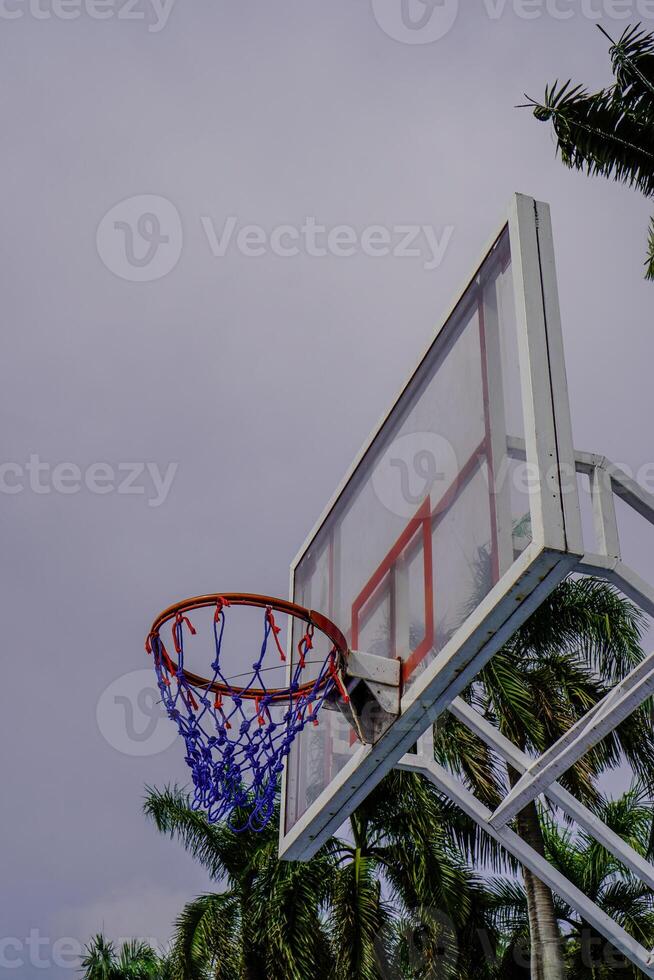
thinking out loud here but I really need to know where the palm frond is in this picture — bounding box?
[167,893,240,980]
[80,935,117,980]
[329,857,395,980]
[484,878,530,934]
[646,215,654,280]
[531,76,654,193]
[434,710,507,809]
[528,24,654,279]
[80,934,163,980]
[143,784,276,884]
[115,940,160,979]
[599,879,654,943]
[390,904,460,979]
[607,23,654,111]
[250,846,335,978]
[509,578,644,682]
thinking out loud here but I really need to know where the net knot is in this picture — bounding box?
[172,612,196,654]
[265,607,286,662]
[214,596,232,622]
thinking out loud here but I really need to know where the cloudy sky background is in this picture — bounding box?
[1,1,653,975]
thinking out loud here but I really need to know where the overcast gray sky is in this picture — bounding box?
[1,1,653,976]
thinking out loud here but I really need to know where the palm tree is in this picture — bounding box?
[81,935,164,979]
[144,776,500,979]
[325,768,501,979]
[144,788,333,979]
[486,785,654,978]
[434,576,654,980]
[525,24,654,278]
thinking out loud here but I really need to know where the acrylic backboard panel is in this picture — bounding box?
[280,195,583,860]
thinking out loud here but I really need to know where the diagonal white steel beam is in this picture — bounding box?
[607,561,654,620]
[397,750,654,977]
[606,461,654,524]
[576,556,654,620]
[488,651,654,829]
[447,697,654,890]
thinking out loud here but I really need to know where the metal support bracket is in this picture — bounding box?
[332,650,401,744]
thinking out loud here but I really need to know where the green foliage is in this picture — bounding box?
[489,786,654,978]
[335,769,502,977]
[142,775,499,979]
[144,787,332,979]
[81,935,164,980]
[527,24,654,279]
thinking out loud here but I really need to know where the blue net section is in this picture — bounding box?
[147,599,341,832]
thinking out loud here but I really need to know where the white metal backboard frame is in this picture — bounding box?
[279,194,584,861]
[399,452,654,976]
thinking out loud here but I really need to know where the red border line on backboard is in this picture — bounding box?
[350,428,501,686]
[351,497,434,683]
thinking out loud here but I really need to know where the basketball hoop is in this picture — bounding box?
[145,593,350,832]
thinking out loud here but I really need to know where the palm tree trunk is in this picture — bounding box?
[508,769,566,979]
[523,868,543,979]
[518,803,566,979]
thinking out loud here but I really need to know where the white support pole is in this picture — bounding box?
[397,751,654,977]
[509,195,577,554]
[479,268,515,577]
[590,464,621,559]
[489,651,654,829]
[532,199,584,558]
[448,697,654,890]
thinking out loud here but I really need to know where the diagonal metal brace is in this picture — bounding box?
[448,697,654,890]
[397,747,654,978]
[489,650,654,829]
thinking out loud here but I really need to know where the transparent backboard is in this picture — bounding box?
[280,195,583,860]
